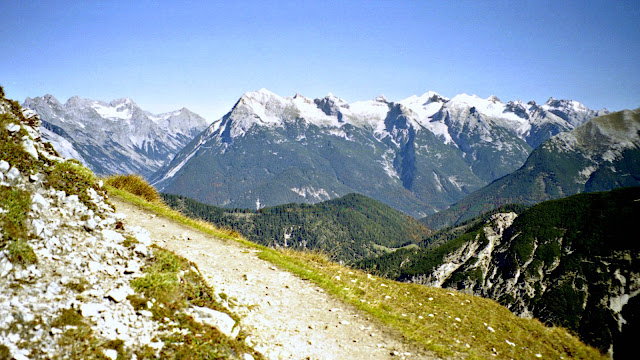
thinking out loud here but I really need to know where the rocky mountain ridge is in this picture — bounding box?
[151,88,605,217]
[360,187,640,358]
[22,94,209,177]
[423,108,640,229]
[0,89,258,359]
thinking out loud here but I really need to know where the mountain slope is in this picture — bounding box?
[23,95,209,177]
[162,192,431,262]
[0,87,259,359]
[152,89,604,217]
[358,187,640,358]
[423,108,640,229]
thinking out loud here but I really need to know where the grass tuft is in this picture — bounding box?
[104,174,162,204]
[51,308,85,328]
[0,187,31,247]
[6,239,37,266]
[0,187,37,266]
[0,344,10,359]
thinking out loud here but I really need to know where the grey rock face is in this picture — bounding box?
[413,186,640,358]
[151,89,605,217]
[22,95,209,178]
[0,95,249,359]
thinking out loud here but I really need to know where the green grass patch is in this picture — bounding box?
[106,186,245,243]
[51,307,113,359]
[0,187,31,246]
[109,183,605,359]
[0,187,36,266]
[51,308,85,328]
[6,238,37,266]
[46,159,103,210]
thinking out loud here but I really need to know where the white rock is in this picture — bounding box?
[138,310,153,318]
[134,244,149,257]
[131,226,152,246]
[88,261,105,273]
[32,219,45,237]
[80,303,107,317]
[63,194,80,205]
[102,229,125,243]
[21,136,38,159]
[0,160,9,173]
[6,123,20,133]
[189,306,239,338]
[106,286,134,303]
[105,265,117,276]
[46,282,62,298]
[31,193,48,211]
[6,167,21,182]
[124,260,141,274]
[243,354,255,360]
[103,349,118,360]
[85,218,98,230]
[22,312,35,323]
[0,257,13,277]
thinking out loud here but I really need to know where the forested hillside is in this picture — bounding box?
[162,192,430,262]
[359,187,640,357]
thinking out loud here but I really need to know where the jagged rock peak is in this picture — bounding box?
[375,95,389,103]
[109,97,136,107]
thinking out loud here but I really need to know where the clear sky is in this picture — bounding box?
[1,0,638,121]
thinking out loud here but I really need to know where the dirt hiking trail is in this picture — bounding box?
[113,199,437,360]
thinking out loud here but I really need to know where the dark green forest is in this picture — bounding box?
[162,192,431,263]
[359,186,640,355]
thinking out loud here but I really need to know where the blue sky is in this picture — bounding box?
[1,0,638,121]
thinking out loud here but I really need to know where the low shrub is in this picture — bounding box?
[104,174,162,204]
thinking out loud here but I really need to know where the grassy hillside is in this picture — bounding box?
[107,181,605,359]
[162,192,431,262]
[360,187,640,357]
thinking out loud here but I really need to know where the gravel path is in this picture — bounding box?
[113,199,436,360]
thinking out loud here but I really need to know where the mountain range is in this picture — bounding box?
[151,89,606,217]
[422,108,640,229]
[22,95,209,177]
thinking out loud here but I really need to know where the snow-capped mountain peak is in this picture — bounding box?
[375,95,389,103]
[23,94,209,177]
[215,88,607,149]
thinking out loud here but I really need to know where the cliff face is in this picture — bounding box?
[412,188,640,358]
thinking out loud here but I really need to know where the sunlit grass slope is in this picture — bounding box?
[106,181,605,360]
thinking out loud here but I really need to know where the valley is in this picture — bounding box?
[4,86,636,359]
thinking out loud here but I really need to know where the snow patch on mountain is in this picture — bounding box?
[91,101,132,120]
[379,150,400,179]
[23,95,209,177]
[290,186,332,201]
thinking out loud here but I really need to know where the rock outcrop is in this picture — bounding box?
[0,88,257,359]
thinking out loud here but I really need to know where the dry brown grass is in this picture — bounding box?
[104,174,162,204]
